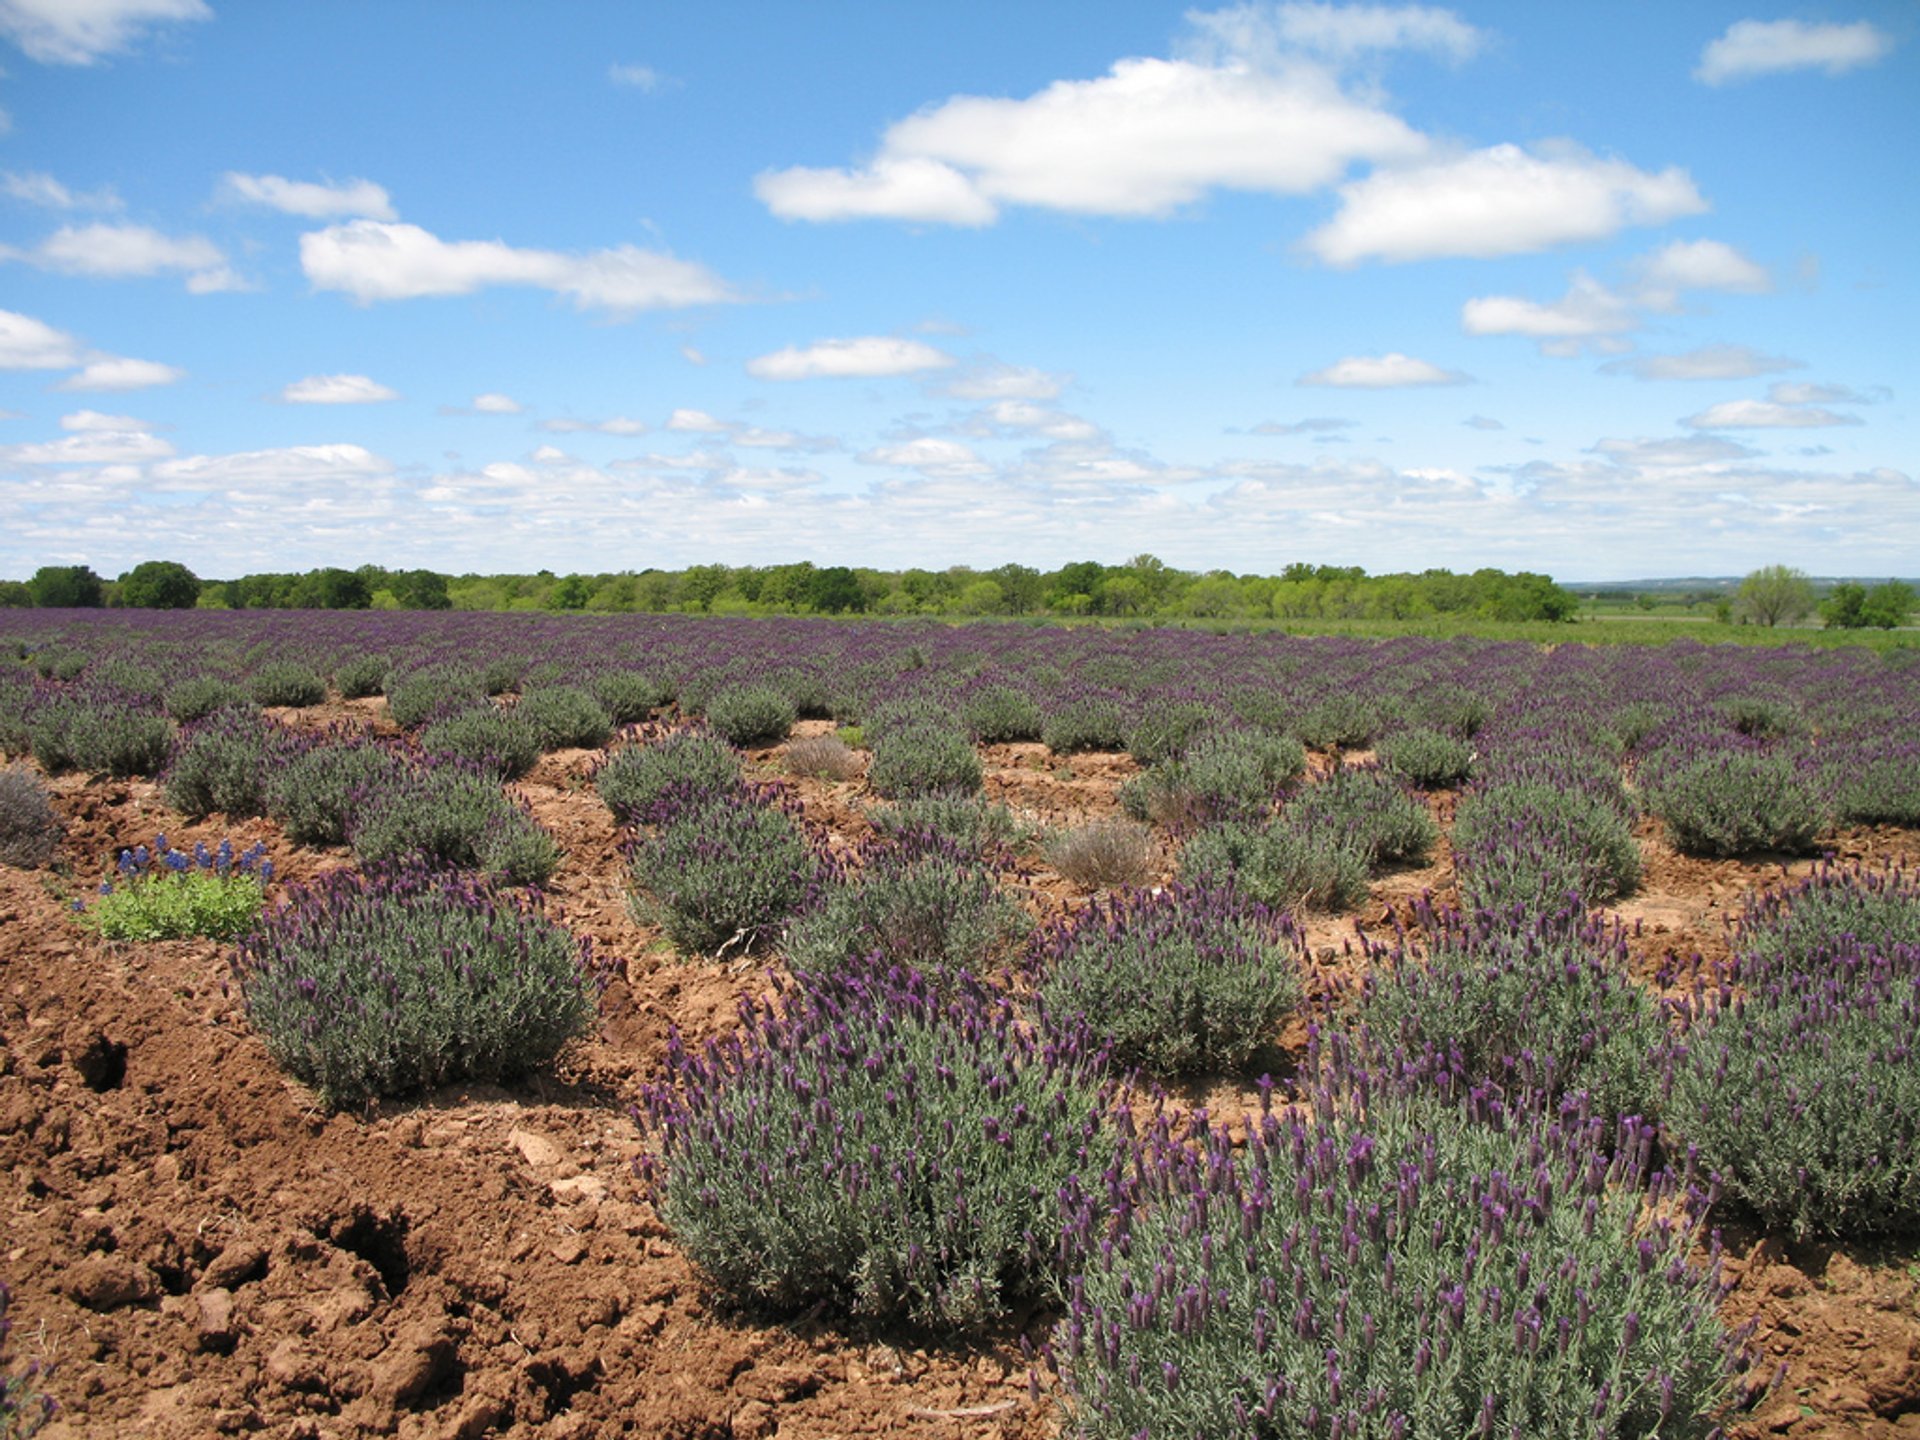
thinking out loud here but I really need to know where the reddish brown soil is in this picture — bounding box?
[2,715,1917,1438]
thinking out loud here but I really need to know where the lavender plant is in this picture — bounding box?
[75,834,272,941]
[638,964,1116,1330]
[1375,725,1474,788]
[233,863,598,1109]
[627,788,820,955]
[384,663,486,728]
[594,727,741,825]
[28,697,171,778]
[1034,884,1303,1075]
[1452,782,1640,915]
[332,653,390,699]
[347,761,560,885]
[1041,693,1128,754]
[0,766,61,868]
[866,793,1026,854]
[703,683,796,747]
[0,1282,54,1438]
[164,708,308,818]
[588,669,673,723]
[512,684,614,751]
[164,676,255,723]
[1055,1040,1740,1439]
[1285,764,1437,867]
[960,683,1043,743]
[249,661,326,708]
[419,705,541,780]
[866,724,984,799]
[268,737,404,847]
[1644,746,1828,857]
[1122,729,1304,826]
[1178,816,1369,913]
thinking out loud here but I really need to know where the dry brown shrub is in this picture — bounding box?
[1044,818,1154,889]
[785,734,862,782]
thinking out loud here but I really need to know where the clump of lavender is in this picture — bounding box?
[1734,860,1920,968]
[164,675,255,724]
[249,660,327,708]
[1642,744,1828,857]
[164,707,311,818]
[1055,1036,1741,1439]
[866,793,1027,855]
[866,724,984,799]
[1179,816,1369,913]
[638,964,1116,1330]
[1285,763,1437,868]
[1452,781,1641,915]
[1358,902,1667,1124]
[1045,817,1155,890]
[783,732,862,781]
[1034,883,1303,1076]
[0,1282,55,1437]
[1821,732,1920,827]
[268,735,405,847]
[627,787,821,955]
[1294,691,1389,750]
[594,727,741,825]
[1375,725,1474,788]
[1123,730,1304,827]
[960,683,1042,743]
[233,863,599,1109]
[0,766,61,868]
[512,684,614,751]
[384,663,486,728]
[785,835,1028,983]
[419,705,541,780]
[1041,691,1129,754]
[347,759,560,886]
[1123,701,1221,767]
[27,695,172,778]
[588,668,674,724]
[75,832,273,941]
[703,683,796,747]
[332,653,390,700]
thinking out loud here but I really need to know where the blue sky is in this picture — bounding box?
[0,0,1912,582]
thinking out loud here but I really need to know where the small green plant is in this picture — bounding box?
[0,766,61,868]
[703,684,796,747]
[959,684,1042,743]
[1285,764,1436,867]
[333,654,390,700]
[28,698,172,778]
[1375,725,1474,787]
[233,863,599,1109]
[594,728,741,825]
[1040,694,1128,754]
[269,739,402,847]
[1034,883,1304,1076]
[866,725,984,799]
[165,708,306,819]
[249,661,327,708]
[74,835,271,941]
[347,762,560,886]
[164,676,255,724]
[1452,781,1640,914]
[588,670,673,723]
[513,684,614,751]
[1123,701,1220,767]
[1646,747,1828,857]
[866,793,1026,854]
[1294,692,1387,750]
[384,664,486,728]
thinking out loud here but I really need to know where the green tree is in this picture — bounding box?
[1828,579,1918,630]
[0,580,31,607]
[290,567,372,610]
[807,565,865,614]
[117,560,201,609]
[391,569,452,610]
[1863,580,1917,628]
[29,564,103,608]
[549,574,592,610]
[1735,565,1815,628]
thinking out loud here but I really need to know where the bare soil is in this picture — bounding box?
[2,710,1916,1438]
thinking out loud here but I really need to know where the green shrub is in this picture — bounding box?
[29,698,172,777]
[1735,862,1920,964]
[164,676,255,724]
[1415,682,1493,739]
[785,841,1028,981]
[165,708,305,818]
[513,684,614,751]
[589,669,672,724]
[1122,730,1304,825]
[249,661,326,708]
[347,763,560,885]
[0,766,61,868]
[269,740,402,847]
[1375,725,1474,787]
[704,684,796,747]
[595,728,741,825]
[866,725,983,799]
[1178,817,1369,912]
[1285,764,1436,866]
[639,965,1115,1330]
[1294,692,1386,750]
[234,864,597,1109]
[1123,701,1219,767]
[1647,747,1828,857]
[1040,694,1128,754]
[384,664,486,728]
[960,684,1042,743]
[1452,781,1641,914]
[481,656,529,695]
[76,835,270,941]
[31,648,87,681]
[419,706,541,780]
[627,790,819,955]
[866,793,1026,854]
[1034,884,1303,1075]
[1057,1047,1738,1440]
[333,654,390,699]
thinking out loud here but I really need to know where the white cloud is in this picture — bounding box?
[537,415,648,436]
[1683,398,1863,429]
[0,0,210,65]
[55,355,182,390]
[1601,344,1802,382]
[1186,3,1484,64]
[145,443,391,493]
[665,408,729,433]
[1696,19,1893,86]
[933,363,1071,401]
[747,336,955,380]
[1589,435,1759,466]
[470,392,523,415]
[1249,416,1356,435]
[1462,414,1504,430]
[1298,352,1469,387]
[755,43,1427,224]
[220,172,395,220]
[608,62,669,91]
[11,221,236,291]
[0,308,84,368]
[958,399,1105,442]
[2,170,120,210]
[280,373,399,404]
[60,408,147,431]
[0,426,173,464]
[1461,271,1637,339]
[1637,238,1769,297]
[859,438,991,476]
[1768,381,1884,406]
[300,219,739,314]
[1306,143,1705,265]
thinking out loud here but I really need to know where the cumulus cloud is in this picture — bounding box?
[1298,352,1469,387]
[300,220,739,314]
[1683,398,1863,429]
[1461,272,1638,342]
[0,426,173,464]
[858,437,992,477]
[608,62,670,91]
[1184,2,1484,65]
[220,172,396,220]
[1248,416,1355,436]
[538,415,648,436]
[1306,143,1705,265]
[1462,414,1504,430]
[60,408,148,431]
[1589,435,1759,466]
[1696,19,1893,86]
[1768,380,1885,406]
[280,373,399,404]
[755,26,1429,225]
[747,336,955,380]
[1600,344,1802,382]
[0,0,210,65]
[1636,237,1769,297]
[932,363,1070,401]
[470,392,523,414]
[2,170,121,210]
[0,308,84,368]
[55,355,183,390]
[6,221,240,291]
[665,408,729,433]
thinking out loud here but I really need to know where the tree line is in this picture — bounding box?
[0,557,1593,624]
